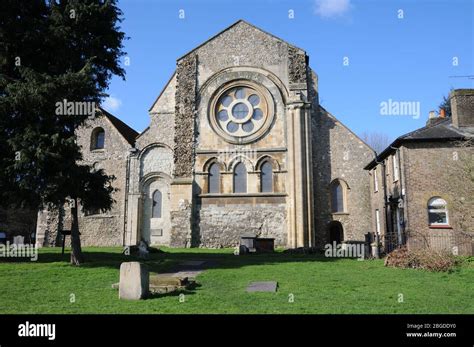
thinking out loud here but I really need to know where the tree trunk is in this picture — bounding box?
[70,197,84,265]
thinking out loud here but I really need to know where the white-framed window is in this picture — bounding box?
[392,153,399,182]
[428,197,449,226]
[373,168,379,192]
[375,209,381,234]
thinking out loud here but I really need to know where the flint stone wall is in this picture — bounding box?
[196,203,287,248]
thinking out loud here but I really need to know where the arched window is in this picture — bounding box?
[208,163,220,193]
[233,162,247,193]
[91,127,105,150]
[260,161,273,193]
[152,190,162,218]
[428,197,448,226]
[331,180,344,213]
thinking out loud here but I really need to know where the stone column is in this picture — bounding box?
[125,193,142,246]
[286,101,313,248]
[286,105,297,248]
[170,53,198,248]
[125,152,142,246]
[170,178,193,247]
[304,104,315,247]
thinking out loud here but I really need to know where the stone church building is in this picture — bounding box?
[35,20,376,249]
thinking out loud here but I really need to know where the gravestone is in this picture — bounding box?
[12,235,24,245]
[119,262,149,300]
[138,240,149,259]
[246,281,278,293]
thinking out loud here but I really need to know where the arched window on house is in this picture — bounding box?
[91,127,105,150]
[208,163,220,193]
[331,180,345,213]
[233,162,247,193]
[152,190,162,218]
[428,197,449,226]
[260,161,273,193]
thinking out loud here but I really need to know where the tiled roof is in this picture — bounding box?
[98,107,139,146]
[364,118,473,170]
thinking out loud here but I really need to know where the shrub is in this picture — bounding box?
[384,246,458,272]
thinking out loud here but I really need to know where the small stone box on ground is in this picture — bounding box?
[119,262,149,300]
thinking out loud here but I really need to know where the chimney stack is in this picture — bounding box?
[450,89,474,128]
[426,110,439,126]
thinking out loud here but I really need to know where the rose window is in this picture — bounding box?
[215,86,267,137]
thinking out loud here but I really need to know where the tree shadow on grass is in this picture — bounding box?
[26,247,359,274]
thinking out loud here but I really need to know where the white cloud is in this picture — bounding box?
[102,96,122,112]
[314,0,352,18]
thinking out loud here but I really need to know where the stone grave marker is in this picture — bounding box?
[119,262,149,300]
[246,281,278,293]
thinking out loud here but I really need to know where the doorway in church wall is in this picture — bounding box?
[141,177,171,246]
[328,221,344,245]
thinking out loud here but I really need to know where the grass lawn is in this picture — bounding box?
[0,247,473,314]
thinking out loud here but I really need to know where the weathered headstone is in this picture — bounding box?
[119,262,149,300]
[13,235,24,245]
[138,240,149,259]
[246,281,278,293]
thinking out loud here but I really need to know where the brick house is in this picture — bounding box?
[365,89,474,256]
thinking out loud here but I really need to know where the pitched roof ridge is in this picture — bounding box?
[397,117,451,140]
[177,19,305,61]
[97,107,139,146]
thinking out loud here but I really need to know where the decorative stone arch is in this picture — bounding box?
[228,155,255,172]
[202,156,226,172]
[330,178,350,213]
[138,142,173,161]
[255,154,281,172]
[255,155,280,193]
[139,171,172,192]
[139,171,172,246]
[199,66,289,104]
[139,143,174,179]
[202,157,225,194]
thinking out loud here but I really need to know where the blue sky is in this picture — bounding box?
[103,0,474,142]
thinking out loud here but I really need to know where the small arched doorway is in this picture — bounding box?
[328,221,344,244]
[141,176,171,246]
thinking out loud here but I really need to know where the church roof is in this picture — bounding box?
[98,107,139,146]
[177,19,305,61]
[364,118,472,170]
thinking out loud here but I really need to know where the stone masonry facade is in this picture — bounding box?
[32,20,471,254]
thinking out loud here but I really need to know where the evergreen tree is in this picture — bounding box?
[0,0,126,265]
[439,91,453,117]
